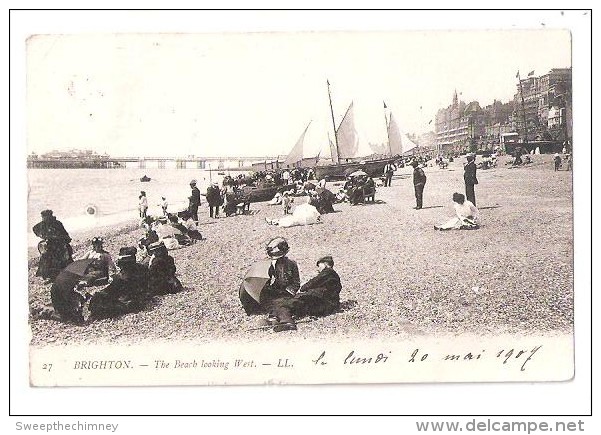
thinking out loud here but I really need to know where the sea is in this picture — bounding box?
[27,168,246,246]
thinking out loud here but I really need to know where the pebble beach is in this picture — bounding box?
[27,155,574,346]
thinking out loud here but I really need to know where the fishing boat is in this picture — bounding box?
[241,183,296,203]
[310,81,417,180]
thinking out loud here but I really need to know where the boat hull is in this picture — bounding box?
[241,184,296,203]
[314,159,391,180]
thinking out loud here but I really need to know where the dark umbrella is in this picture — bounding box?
[50,259,95,324]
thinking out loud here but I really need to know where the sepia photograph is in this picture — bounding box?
[10,9,592,417]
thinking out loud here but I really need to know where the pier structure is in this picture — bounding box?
[27,155,281,170]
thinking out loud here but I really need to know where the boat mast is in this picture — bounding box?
[327,79,341,165]
[384,101,392,157]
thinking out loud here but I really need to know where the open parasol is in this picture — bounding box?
[50,258,96,324]
[239,259,273,304]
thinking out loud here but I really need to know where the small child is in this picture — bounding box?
[160,196,168,216]
[282,191,293,215]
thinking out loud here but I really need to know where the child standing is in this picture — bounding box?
[282,191,293,215]
[160,196,168,216]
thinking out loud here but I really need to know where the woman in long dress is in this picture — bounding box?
[265,202,321,228]
[435,192,480,230]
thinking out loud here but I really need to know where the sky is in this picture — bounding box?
[26,29,571,158]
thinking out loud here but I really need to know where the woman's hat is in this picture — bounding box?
[410,160,419,167]
[41,209,53,217]
[190,179,197,185]
[266,237,289,259]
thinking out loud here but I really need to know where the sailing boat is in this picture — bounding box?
[313,83,404,181]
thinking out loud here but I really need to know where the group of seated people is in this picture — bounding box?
[435,155,449,169]
[40,238,183,325]
[478,154,498,169]
[139,212,203,251]
[239,237,342,332]
[338,175,376,205]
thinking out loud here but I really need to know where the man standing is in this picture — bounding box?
[553,153,562,171]
[281,169,291,186]
[411,160,427,210]
[464,154,478,206]
[206,182,222,218]
[188,179,201,222]
[383,161,396,187]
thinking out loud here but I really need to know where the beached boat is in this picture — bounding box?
[241,183,296,203]
[289,82,419,180]
[140,175,151,182]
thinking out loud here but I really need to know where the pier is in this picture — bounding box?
[27,155,281,170]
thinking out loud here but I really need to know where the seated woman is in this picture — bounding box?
[223,187,239,217]
[88,247,150,320]
[434,192,480,231]
[147,241,183,295]
[310,187,336,214]
[179,211,203,240]
[138,227,159,253]
[167,214,195,245]
[77,237,116,286]
[348,177,366,205]
[268,191,283,206]
[266,202,321,228]
[152,216,180,250]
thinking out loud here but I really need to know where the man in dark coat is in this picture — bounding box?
[188,179,201,222]
[309,187,336,214]
[293,255,342,316]
[239,237,300,319]
[146,241,183,295]
[411,161,427,209]
[464,154,478,206]
[33,210,73,281]
[88,247,150,320]
[206,182,223,218]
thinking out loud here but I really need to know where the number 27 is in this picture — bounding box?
[42,363,52,372]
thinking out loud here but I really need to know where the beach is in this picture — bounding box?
[27,155,573,346]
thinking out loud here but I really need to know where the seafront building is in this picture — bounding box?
[513,68,572,147]
[434,67,572,155]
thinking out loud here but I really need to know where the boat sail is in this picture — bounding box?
[313,82,399,180]
[387,111,418,156]
[283,121,311,168]
[387,112,404,156]
[335,101,361,162]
